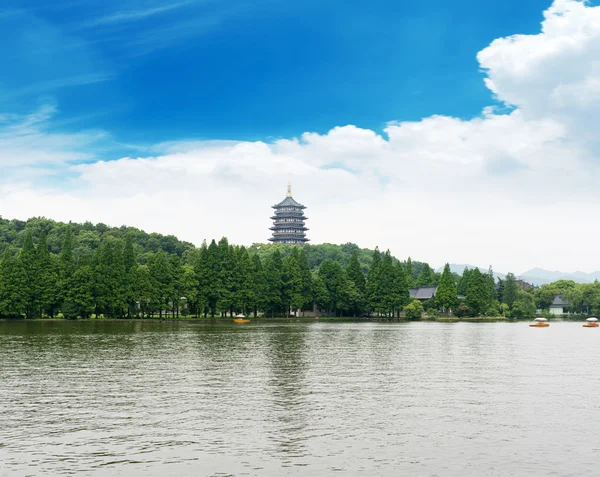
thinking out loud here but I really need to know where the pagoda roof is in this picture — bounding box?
[272,196,305,208]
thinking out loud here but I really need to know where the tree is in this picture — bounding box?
[393,262,410,316]
[249,254,267,317]
[19,231,38,319]
[319,260,347,316]
[416,263,434,287]
[503,273,518,308]
[346,250,366,294]
[179,265,198,317]
[148,249,173,319]
[282,248,303,316]
[312,275,330,313]
[298,248,314,311]
[511,291,536,319]
[378,251,396,315]
[404,299,424,319]
[216,238,235,316]
[0,249,26,317]
[236,247,254,315]
[485,266,497,305]
[457,268,471,296]
[535,284,559,311]
[346,250,366,316]
[264,250,283,317]
[466,268,488,316]
[436,263,458,313]
[405,257,415,287]
[366,247,383,314]
[36,231,58,317]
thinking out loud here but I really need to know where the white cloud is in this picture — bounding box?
[3,0,600,274]
[0,104,106,172]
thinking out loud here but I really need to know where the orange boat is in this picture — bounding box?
[234,314,250,324]
[530,317,549,327]
[583,317,598,328]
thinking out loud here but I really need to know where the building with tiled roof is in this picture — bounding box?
[409,286,438,301]
[269,180,309,245]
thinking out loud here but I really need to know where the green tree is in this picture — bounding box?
[511,291,536,319]
[319,259,350,316]
[466,268,488,316]
[405,257,415,287]
[148,249,174,319]
[347,250,366,293]
[366,247,383,314]
[404,299,424,319]
[379,251,396,315]
[393,262,410,316]
[0,249,26,317]
[19,231,39,319]
[436,263,458,313]
[312,275,330,313]
[503,273,518,308]
[36,231,58,318]
[282,248,303,316]
[457,268,471,296]
[264,250,283,316]
[416,263,434,287]
[250,254,267,317]
[298,248,314,311]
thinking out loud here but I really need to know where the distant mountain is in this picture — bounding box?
[432,264,600,286]
[518,268,600,286]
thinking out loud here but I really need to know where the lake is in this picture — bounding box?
[1,320,599,476]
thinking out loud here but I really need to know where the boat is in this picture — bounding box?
[530,317,549,327]
[234,313,250,324]
[583,317,599,328]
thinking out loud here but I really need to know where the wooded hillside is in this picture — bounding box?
[0,216,433,319]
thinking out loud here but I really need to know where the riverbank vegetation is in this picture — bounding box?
[0,217,596,320]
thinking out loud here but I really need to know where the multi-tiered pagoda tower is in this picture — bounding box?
[269,181,309,245]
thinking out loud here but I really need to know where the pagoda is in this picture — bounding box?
[269,180,309,245]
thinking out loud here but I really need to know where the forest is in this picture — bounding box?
[0,216,598,320]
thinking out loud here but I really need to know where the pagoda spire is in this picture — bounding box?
[286,175,292,197]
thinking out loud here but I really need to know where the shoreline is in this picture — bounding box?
[0,316,533,324]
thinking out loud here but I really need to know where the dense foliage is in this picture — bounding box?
[0,217,436,319]
[1,217,596,320]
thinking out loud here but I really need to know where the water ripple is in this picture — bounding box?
[1,321,599,476]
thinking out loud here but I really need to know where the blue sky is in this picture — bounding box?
[3,0,552,150]
[3,0,600,273]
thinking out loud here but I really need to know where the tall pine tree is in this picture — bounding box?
[435,263,458,313]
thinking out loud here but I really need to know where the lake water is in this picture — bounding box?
[1,320,599,476]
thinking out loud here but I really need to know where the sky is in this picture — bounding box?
[1,0,600,274]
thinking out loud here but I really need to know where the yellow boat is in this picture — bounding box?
[530,317,549,327]
[234,314,250,324]
[583,317,598,328]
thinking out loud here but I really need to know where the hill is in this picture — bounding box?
[0,216,425,274]
[0,216,433,320]
[518,268,600,286]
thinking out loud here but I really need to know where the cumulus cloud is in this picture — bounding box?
[2,0,600,273]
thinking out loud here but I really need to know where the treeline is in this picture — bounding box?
[0,224,442,319]
[0,217,591,320]
[531,280,600,316]
[0,217,436,319]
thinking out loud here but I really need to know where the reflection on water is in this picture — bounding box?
[1,320,599,476]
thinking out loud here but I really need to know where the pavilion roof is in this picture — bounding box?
[272,196,305,208]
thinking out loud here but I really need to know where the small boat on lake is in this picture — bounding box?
[530,317,549,327]
[583,317,599,328]
[234,313,250,324]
